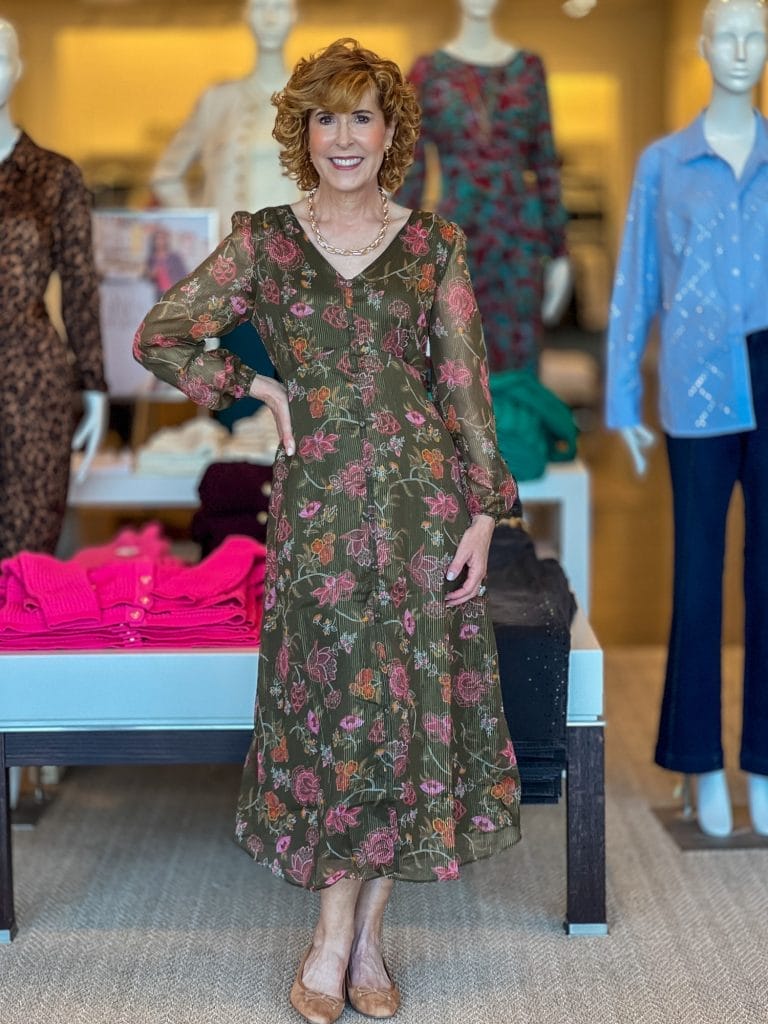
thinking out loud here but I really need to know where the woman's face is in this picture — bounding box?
[702,3,767,94]
[307,87,395,196]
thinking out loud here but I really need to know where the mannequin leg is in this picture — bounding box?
[696,769,733,837]
[748,774,768,836]
[739,331,768,785]
[656,433,739,775]
[738,331,768,833]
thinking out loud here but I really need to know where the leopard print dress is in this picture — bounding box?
[0,132,106,559]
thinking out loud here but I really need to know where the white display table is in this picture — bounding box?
[0,454,602,943]
[0,610,604,943]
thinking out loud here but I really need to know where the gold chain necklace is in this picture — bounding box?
[307,187,390,257]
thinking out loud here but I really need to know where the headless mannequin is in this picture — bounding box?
[619,0,768,837]
[0,21,105,483]
[442,0,572,324]
[151,0,298,240]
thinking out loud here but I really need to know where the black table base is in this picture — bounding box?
[1,724,606,942]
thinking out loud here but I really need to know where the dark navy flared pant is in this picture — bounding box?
[656,330,768,776]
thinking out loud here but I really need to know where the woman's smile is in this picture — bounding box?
[329,156,364,168]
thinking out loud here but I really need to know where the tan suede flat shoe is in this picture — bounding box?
[346,960,401,1019]
[289,947,346,1024]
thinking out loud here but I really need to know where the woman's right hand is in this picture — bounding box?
[250,374,296,456]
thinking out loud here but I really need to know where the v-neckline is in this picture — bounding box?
[282,204,417,284]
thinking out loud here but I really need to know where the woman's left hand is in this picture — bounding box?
[444,514,495,607]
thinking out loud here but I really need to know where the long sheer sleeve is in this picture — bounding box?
[133,212,259,411]
[530,56,569,261]
[429,222,521,522]
[53,161,107,392]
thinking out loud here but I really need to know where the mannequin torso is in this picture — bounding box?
[151,0,299,239]
[0,20,106,524]
[620,0,767,473]
[607,0,768,840]
[399,0,571,372]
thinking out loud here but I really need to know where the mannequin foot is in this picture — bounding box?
[695,770,732,837]
[747,773,768,837]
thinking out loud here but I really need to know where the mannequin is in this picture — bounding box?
[0,18,107,562]
[151,0,299,240]
[150,0,298,427]
[606,0,768,837]
[399,0,572,374]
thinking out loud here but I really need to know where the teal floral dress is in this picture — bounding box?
[134,206,522,889]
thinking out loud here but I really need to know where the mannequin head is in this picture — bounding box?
[0,20,23,109]
[700,0,768,93]
[457,0,500,17]
[245,0,297,53]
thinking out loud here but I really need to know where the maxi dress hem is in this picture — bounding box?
[234,819,522,891]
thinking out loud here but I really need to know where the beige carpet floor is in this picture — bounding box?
[2,648,767,1024]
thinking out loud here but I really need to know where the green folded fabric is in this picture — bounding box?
[488,369,579,481]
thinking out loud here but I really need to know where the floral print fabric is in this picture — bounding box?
[134,206,522,888]
[399,50,569,374]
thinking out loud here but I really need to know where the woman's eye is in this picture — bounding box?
[318,114,334,125]
[355,114,371,124]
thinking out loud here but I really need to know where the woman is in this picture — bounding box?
[134,38,521,1024]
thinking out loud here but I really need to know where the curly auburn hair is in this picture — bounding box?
[272,37,421,193]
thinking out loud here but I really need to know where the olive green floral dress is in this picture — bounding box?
[134,206,522,889]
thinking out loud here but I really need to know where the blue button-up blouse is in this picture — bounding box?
[606,112,768,437]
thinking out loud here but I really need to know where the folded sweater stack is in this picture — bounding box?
[0,524,267,651]
[136,407,279,476]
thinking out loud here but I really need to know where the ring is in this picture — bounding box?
[478,584,487,597]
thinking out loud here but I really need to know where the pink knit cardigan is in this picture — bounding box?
[0,525,266,650]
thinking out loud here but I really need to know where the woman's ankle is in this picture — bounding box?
[311,927,354,960]
[350,927,384,958]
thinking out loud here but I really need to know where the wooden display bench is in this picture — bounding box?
[0,610,605,944]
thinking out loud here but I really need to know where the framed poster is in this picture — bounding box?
[92,208,218,398]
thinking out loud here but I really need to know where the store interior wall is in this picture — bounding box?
[5,0,669,254]
[11,0,750,254]
[5,0,761,267]
[4,0,765,646]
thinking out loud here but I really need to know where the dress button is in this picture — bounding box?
[139,575,152,586]
[129,609,144,622]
